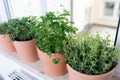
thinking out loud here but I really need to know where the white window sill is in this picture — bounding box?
[0,46,68,80]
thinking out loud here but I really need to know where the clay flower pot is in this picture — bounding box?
[67,64,116,80]
[37,48,68,76]
[13,39,39,63]
[0,34,16,53]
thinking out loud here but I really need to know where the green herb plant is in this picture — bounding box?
[35,10,78,64]
[0,22,9,34]
[64,32,120,75]
[7,16,38,41]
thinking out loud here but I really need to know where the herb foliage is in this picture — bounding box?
[36,10,78,57]
[64,32,120,75]
[0,22,9,34]
[8,16,38,41]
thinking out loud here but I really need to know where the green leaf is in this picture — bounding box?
[52,58,60,64]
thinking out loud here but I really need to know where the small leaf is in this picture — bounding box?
[52,58,60,64]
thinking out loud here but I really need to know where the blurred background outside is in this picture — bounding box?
[0,0,119,41]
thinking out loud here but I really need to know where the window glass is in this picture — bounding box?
[73,0,118,41]
[1,0,119,41]
[118,4,120,17]
[9,0,41,18]
[104,2,114,16]
[46,0,70,12]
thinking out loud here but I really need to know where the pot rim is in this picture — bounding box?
[67,64,116,77]
[14,39,36,43]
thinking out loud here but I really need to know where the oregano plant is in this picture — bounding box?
[64,32,120,75]
[7,16,38,41]
[0,22,9,34]
[35,10,78,63]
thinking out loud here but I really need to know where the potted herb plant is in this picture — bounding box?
[64,32,120,80]
[8,16,39,63]
[35,10,78,76]
[0,22,16,53]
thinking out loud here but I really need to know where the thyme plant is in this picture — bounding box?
[64,32,120,75]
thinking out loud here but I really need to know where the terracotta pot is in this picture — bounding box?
[0,34,16,53]
[37,48,68,76]
[67,64,116,80]
[13,39,39,63]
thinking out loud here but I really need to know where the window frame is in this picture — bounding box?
[103,1,115,17]
[100,0,119,20]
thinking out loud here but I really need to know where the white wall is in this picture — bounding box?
[73,0,93,32]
